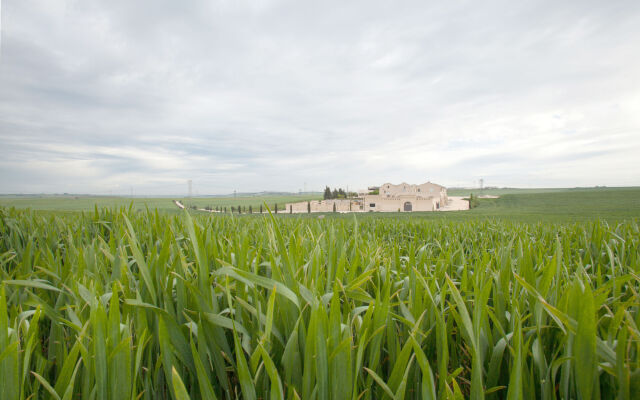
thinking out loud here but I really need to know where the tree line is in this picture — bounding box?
[190,204,282,214]
[323,186,357,200]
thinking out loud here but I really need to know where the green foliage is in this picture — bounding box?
[468,193,479,209]
[0,206,638,399]
[323,186,348,199]
[324,186,332,200]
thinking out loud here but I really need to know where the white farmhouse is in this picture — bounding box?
[284,181,449,213]
[362,182,447,212]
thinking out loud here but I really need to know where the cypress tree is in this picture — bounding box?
[324,186,332,200]
[307,201,311,213]
[468,194,478,209]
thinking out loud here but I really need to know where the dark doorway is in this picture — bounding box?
[403,202,412,211]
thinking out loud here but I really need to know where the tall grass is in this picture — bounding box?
[0,207,638,399]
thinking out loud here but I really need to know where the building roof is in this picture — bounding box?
[379,181,446,189]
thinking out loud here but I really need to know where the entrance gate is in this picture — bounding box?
[403,202,412,211]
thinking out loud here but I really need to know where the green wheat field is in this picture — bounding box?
[1,188,639,399]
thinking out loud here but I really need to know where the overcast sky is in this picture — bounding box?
[1,0,639,195]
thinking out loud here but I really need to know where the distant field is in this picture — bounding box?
[446,186,617,196]
[0,194,322,213]
[465,187,640,221]
[180,194,322,211]
[0,196,176,212]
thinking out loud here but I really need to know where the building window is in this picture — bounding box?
[369,203,376,208]
[417,188,421,192]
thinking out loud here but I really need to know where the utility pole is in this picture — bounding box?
[479,178,484,192]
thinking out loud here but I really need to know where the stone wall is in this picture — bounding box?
[284,199,359,213]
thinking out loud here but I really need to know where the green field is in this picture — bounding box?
[179,194,322,212]
[1,191,640,399]
[0,187,639,399]
[465,187,640,221]
[443,187,627,197]
[446,187,573,196]
[0,194,322,213]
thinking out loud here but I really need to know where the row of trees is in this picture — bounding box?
[187,201,349,214]
[192,202,340,214]
[196,204,282,214]
[323,186,357,199]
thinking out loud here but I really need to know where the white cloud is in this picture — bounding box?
[1,0,639,194]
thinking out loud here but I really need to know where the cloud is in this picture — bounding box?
[1,0,639,194]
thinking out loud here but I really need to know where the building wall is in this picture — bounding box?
[378,182,447,206]
[363,195,438,212]
[284,199,357,213]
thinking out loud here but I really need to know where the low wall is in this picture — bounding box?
[284,199,359,213]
